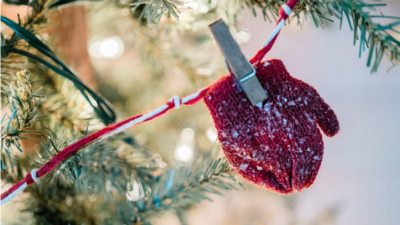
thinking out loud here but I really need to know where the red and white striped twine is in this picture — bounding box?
[250,0,298,64]
[1,87,209,206]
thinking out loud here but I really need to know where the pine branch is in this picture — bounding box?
[330,1,400,72]
[107,158,240,225]
[1,70,46,170]
[47,0,182,26]
[41,75,99,136]
[7,132,163,224]
[26,182,100,225]
[33,135,162,198]
[101,0,400,72]
[131,0,182,25]
[5,0,398,72]
[240,0,400,72]
[8,135,237,225]
[1,0,48,59]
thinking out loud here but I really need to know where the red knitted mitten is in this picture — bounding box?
[204,59,339,194]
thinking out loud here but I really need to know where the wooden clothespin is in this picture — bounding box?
[209,19,267,107]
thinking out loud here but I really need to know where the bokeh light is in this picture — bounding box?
[89,36,124,59]
[175,128,195,162]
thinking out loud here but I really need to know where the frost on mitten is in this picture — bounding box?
[204,59,339,194]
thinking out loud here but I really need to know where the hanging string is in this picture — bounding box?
[250,0,299,64]
[0,87,209,206]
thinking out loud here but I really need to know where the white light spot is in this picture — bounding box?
[181,128,195,141]
[175,146,193,161]
[89,36,124,59]
[100,40,119,57]
[206,127,218,142]
[88,41,102,58]
[184,0,208,14]
[175,128,195,161]
[234,29,252,44]
[126,182,144,201]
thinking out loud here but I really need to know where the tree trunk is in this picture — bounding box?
[47,6,96,90]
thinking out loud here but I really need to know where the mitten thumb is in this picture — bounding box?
[306,85,339,137]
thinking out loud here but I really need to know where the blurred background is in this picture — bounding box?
[1,0,400,224]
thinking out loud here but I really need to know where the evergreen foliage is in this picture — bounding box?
[1,0,399,224]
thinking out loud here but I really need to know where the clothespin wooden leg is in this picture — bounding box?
[209,19,267,107]
[223,57,243,92]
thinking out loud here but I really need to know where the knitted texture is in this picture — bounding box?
[204,59,339,194]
